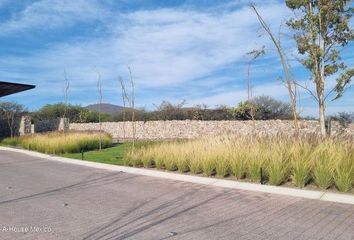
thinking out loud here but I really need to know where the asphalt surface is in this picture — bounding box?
[0,150,354,240]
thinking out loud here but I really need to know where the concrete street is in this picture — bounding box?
[0,150,354,240]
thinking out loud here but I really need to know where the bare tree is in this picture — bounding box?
[128,67,136,151]
[250,4,299,134]
[119,67,137,151]
[62,70,70,133]
[119,76,128,139]
[246,47,265,127]
[97,71,103,151]
[0,102,24,138]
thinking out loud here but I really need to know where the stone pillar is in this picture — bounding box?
[19,116,32,136]
[58,118,70,132]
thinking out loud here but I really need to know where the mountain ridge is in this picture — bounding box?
[85,103,125,114]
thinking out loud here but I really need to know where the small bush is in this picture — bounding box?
[0,137,20,146]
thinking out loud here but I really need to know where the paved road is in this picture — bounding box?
[0,150,354,240]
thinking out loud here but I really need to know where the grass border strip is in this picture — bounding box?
[1,146,354,205]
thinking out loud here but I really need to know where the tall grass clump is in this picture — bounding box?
[312,142,335,189]
[126,134,354,193]
[18,131,112,154]
[214,139,230,177]
[333,145,354,192]
[229,141,247,179]
[125,149,142,167]
[176,147,190,172]
[290,142,313,188]
[189,155,202,174]
[140,147,154,168]
[245,142,265,182]
[201,154,215,176]
[266,143,291,186]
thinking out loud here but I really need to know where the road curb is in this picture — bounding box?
[1,146,354,205]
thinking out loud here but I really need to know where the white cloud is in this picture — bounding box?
[1,0,353,115]
[0,0,108,34]
[8,1,288,88]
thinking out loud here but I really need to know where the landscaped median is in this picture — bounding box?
[1,133,354,203]
[1,145,354,205]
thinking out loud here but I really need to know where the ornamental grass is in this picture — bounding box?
[125,135,354,192]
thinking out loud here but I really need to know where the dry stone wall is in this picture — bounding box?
[69,120,354,140]
[34,118,69,133]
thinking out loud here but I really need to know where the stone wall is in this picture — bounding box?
[19,116,32,135]
[34,118,69,133]
[69,120,354,140]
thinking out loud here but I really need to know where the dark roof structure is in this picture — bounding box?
[0,81,35,97]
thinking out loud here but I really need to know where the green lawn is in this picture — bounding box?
[60,141,153,165]
[60,143,131,165]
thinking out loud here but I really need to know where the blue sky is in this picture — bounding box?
[0,0,353,116]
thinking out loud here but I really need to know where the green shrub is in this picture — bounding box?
[1,137,20,146]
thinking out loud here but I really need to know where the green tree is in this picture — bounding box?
[286,0,354,135]
[32,103,111,123]
[231,96,292,120]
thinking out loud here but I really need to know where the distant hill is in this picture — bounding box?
[85,103,125,114]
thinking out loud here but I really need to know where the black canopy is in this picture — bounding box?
[0,81,35,97]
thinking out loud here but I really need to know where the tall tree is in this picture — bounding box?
[286,0,354,136]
